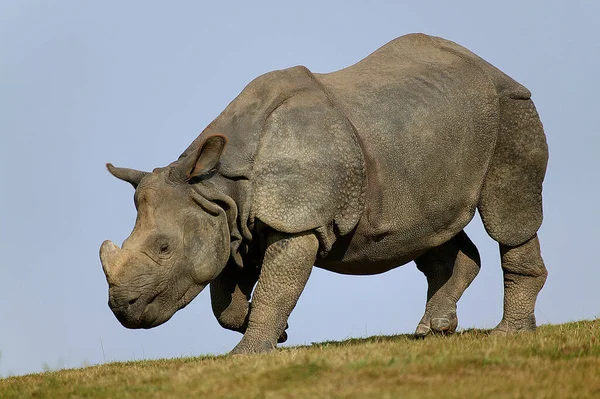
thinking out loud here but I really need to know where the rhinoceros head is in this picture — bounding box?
[100,135,230,329]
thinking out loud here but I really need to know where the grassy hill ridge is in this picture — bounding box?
[1,319,598,398]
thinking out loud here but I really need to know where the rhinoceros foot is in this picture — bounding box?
[414,312,458,338]
[230,340,275,355]
[491,315,537,336]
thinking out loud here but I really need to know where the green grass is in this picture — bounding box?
[1,320,599,398]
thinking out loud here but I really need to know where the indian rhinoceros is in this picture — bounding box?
[100,33,548,354]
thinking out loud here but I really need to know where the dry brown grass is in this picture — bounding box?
[1,319,599,398]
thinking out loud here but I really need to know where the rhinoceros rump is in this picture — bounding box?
[100,33,548,353]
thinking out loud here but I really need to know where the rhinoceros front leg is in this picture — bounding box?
[414,230,481,337]
[231,231,317,354]
[210,265,290,343]
[210,265,258,333]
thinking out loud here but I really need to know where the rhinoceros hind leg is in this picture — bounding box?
[414,230,481,337]
[478,98,548,334]
[492,234,547,335]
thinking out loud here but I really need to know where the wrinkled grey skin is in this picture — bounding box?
[100,33,548,353]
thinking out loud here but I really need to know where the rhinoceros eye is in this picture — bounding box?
[152,236,173,259]
[159,243,170,254]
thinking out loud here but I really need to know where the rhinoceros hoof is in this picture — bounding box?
[431,316,457,334]
[231,340,275,355]
[491,317,536,336]
[414,313,458,338]
[414,323,432,338]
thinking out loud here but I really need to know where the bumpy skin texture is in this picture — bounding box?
[100,33,549,354]
[231,232,318,354]
[479,97,548,246]
[494,235,547,334]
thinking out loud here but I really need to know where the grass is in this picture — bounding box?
[1,320,599,398]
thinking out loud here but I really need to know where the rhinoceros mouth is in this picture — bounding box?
[139,293,181,329]
[111,288,168,329]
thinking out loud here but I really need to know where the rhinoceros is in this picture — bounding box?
[100,33,548,354]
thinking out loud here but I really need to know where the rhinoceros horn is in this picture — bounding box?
[100,240,128,284]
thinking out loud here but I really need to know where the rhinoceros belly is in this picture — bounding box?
[314,34,499,275]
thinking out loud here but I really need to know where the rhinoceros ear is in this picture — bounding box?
[106,163,149,188]
[177,134,228,181]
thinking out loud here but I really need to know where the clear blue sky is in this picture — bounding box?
[0,1,598,377]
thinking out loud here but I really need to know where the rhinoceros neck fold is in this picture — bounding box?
[192,175,252,270]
